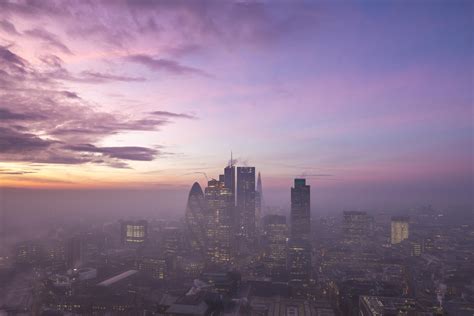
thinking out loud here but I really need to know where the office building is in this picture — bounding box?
[205,179,233,265]
[256,172,264,229]
[287,238,312,283]
[224,164,236,206]
[137,257,168,280]
[263,215,287,277]
[391,216,409,244]
[120,220,148,246]
[163,227,181,256]
[236,167,256,241]
[291,178,311,241]
[342,211,374,244]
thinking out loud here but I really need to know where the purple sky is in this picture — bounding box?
[0,0,472,213]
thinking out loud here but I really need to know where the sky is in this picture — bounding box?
[0,0,472,215]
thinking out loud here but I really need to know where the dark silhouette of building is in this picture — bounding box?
[263,215,287,278]
[224,164,236,206]
[287,238,311,283]
[163,226,181,257]
[185,182,207,253]
[236,167,256,241]
[66,236,84,269]
[290,178,311,241]
[256,172,263,230]
[342,211,374,244]
[288,179,312,286]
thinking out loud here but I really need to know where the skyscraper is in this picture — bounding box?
[224,161,236,243]
[205,179,233,265]
[185,182,207,253]
[224,163,236,206]
[391,216,409,244]
[288,179,312,286]
[236,167,256,241]
[255,172,264,229]
[263,215,287,278]
[290,178,311,241]
[120,220,148,246]
[163,227,181,256]
[287,238,312,282]
[66,236,84,269]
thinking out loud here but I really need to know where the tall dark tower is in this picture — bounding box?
[255,172,263,228]
[288,179,312,287]
[290,178,311,241]
[224,154,236,206]
[66,236,84,269]
[185,182,207,253]
[236,167,256,241]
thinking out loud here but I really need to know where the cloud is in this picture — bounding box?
[0,168,36,175]
[299,172,334,178]
[0,46,184,168]
[39,54,63,68]
[1,1,315,53]
[49,117,168,140]
[64,144,159,161]
[24,27,73,55]
[37,55,146,84]
[0,127,160,167]
[0,108,44,121]
[0,45,26,67]
[0,19,20,35]
[125,54,209,76]
[80,71,146,83]
[61,91,80,99]
[150,110,196,119]
[0,127,55,153]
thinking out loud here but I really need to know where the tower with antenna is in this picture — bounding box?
[224,151,236,206]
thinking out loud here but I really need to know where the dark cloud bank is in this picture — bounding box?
[0,45,191,169]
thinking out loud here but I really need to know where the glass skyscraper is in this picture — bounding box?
[290,178,311,241]
[236,167,256,241]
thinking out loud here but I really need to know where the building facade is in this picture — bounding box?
[185,182,207,253]
[205,179,233,265]
[236,167,256,241]
[120,220,148,246]
[290,178,311,241]
[391,216,409,244]
[263,214,287,277]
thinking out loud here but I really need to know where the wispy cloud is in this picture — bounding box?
[64,144,159,161]
[0,108,45,121]
[150,111,196,119]
[24,27,73,55]
[0,19,20,35]
[80,71,146,83]
[37,53,145,84]
[0,168,36,175]
[125,54,209,76]
[0,45,187,168]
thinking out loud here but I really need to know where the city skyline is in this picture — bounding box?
[0,1,472,211]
